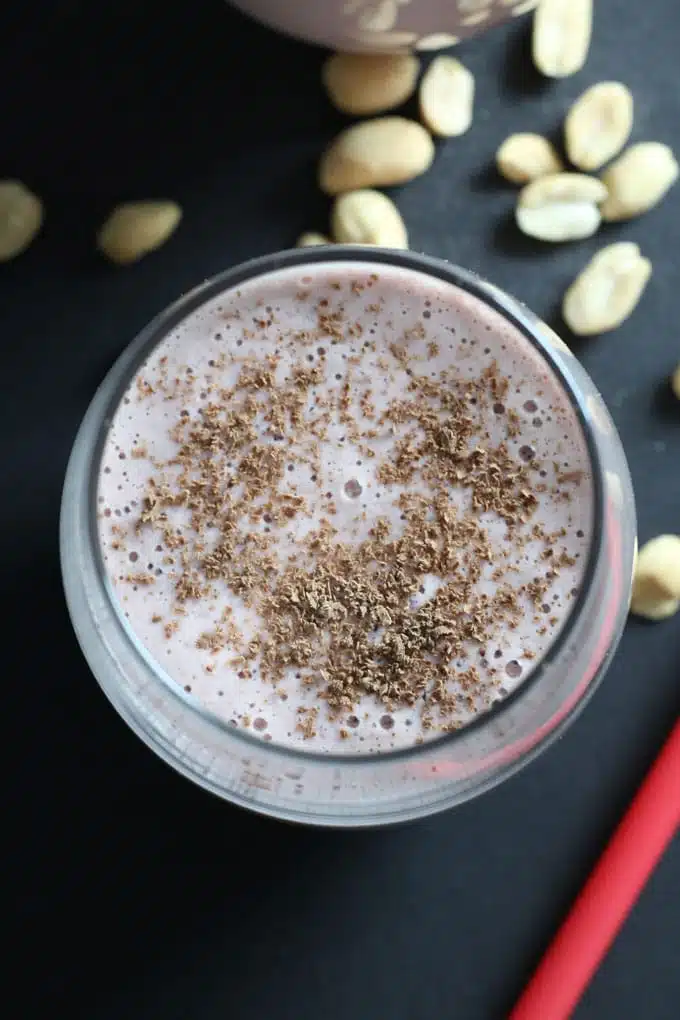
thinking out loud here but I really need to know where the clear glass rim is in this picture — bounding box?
[75,246,606,768]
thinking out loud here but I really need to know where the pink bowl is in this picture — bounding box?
[227,0,535,53]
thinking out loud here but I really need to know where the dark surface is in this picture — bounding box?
[3,1,679,1018]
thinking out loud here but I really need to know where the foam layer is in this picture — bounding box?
[97,261,594,753]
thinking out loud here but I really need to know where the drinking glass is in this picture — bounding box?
[61,247,636,827]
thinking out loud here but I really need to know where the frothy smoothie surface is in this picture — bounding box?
[97,261,594,754]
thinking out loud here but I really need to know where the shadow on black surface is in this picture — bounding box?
[468,161,510,195]
[649,375,679,426]
[499,19,552,99]
[0,0,330,199]
[490,208,557,260]
[10,600,388,1016]
[249,151,330,232]
[544,300,585,353]
[6,539,393,1018]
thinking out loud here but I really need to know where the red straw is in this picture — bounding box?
[509,717,680,1020]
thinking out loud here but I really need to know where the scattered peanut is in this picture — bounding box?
[419,56,475,138]
[600,143,679,221]
[0,180,44,261]
[631,592,680,621]
[562,242,652,336]
[296,232,332,247]
[322,53,420,116]
[670,364,680,401]
[516,172,607,242]
[532,0,593,78]
[331,189,408,249]
[97,201,182,265]
[496,133,563,184]
[564,82,634,172]
[319,117,435,195]
[630,535,680,621]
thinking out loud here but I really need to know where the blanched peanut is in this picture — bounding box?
[564,82,633,172]
[331,189,408,249]
[496,133,563,184]
[296,232,331,247]
[319,117,435,195]
[600,143,679,221]
[419,56,474,138]
[516,172,606,242]
[0,180,44,261]
[562,243,651,335]
[532,0,593,78]
[98,201,182,264]
[322,53,419,116]
[630,535,680,621]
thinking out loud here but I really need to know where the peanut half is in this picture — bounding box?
[496,133,563,184]
[419,56,475,138]
[331,189,408,248]
[97,201,182,265]
[600,143,679,221]
[630,535,680,621]
[564,82,634,172]
[562,242,651,335]
[319,117,435,195]
[516,172,606,242]
[671,363,680,401]
[532,0,593,79]
[296,232,332,247]
[0,180,44,261]
[322,53,419,116]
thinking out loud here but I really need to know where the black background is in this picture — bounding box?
[3,1,679,1017]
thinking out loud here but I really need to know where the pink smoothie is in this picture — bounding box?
[97,261,594,754]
